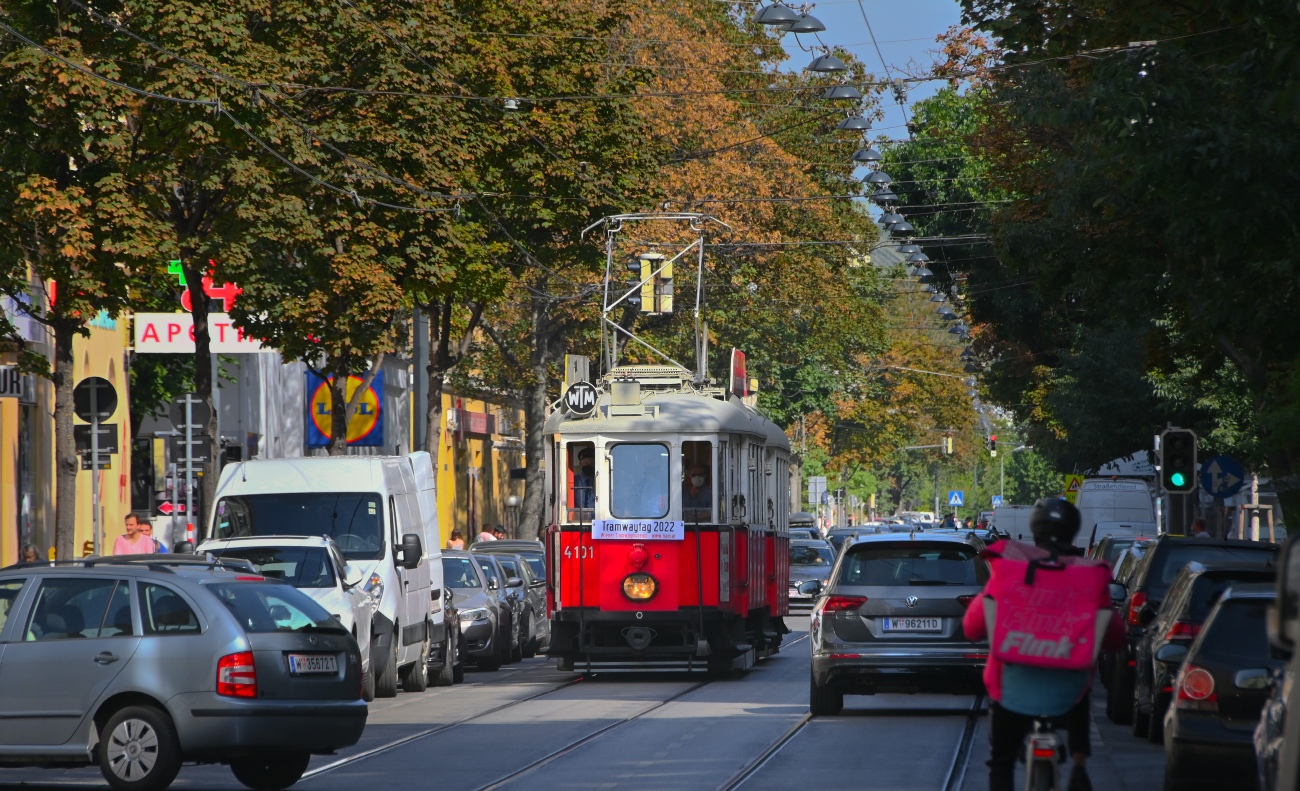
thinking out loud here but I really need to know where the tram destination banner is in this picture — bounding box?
[592,520,685,540]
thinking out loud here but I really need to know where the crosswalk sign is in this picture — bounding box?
[991,495,1003,507]
[948,491,964,506]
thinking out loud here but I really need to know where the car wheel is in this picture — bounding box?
[361,658,376,702]
[97,705,182,791]
[809,674,843,716]
[521,614,536,659]
[230,751,311,791]
[401,637,430,692]
[375,635,399,698]
[510,624,524,663]
[433,632,456,687]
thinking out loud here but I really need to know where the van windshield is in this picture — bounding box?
[212,493,385,560]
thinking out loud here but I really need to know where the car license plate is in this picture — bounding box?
[288,654,338,674]
[883,617,942,632]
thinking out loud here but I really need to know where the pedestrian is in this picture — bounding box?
[475,524,495,543]
[447,528,465,550]
[20,544,41,564]
[112,513,156,555]
[572,448,595,508]
[1191,517,1210,538]
[492,525,507,540]
[141,521,169,553]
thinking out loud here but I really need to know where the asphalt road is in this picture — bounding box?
[0,616,1164,791]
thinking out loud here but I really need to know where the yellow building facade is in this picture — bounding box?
[432,392,526,548]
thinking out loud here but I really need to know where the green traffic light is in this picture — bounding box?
[1170,472,1186,487]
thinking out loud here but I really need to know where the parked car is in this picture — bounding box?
[1131,561,1276,742]
[471,540,550,654]
[442,551,500,673]
[1106,536,1280,724]
[1087,520,1158,550]
[789,529,818,541]
[1163,584,1281,791]
[199,535,381,699]
[0,555,366,791]
[206,455,448,699]
[1255,531,1300,791]
[788,540,836,611]
[472,553,523,664]
[1089,535,1152,572]
[488,553,546,659]
[807,533,989,715]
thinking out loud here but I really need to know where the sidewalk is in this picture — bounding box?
[961,687,1165,790]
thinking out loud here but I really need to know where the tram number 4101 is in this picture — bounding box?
[564,545,595,559]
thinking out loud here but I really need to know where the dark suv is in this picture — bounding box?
[1131,561,1275,742]
[1106,536,1278,724]
[0,555,366,791]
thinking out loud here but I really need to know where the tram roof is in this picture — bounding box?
[546,390,791,451]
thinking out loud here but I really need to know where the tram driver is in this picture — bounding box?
[682,463,713,522]
[572,446,595,510]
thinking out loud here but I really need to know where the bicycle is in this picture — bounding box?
[1023,717,1066,791]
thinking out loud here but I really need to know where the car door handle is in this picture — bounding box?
[94,652,120,665]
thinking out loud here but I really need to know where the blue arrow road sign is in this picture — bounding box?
[991,495,1004,507]
[948,491,965,507]
[1201,455,1246,498]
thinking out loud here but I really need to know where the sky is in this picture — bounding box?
[778,0,965,139]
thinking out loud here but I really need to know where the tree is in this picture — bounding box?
[0,5,168,557]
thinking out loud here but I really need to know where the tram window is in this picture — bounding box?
[610,444,669,519]
[682,441,713,523]
[567,442,595,523]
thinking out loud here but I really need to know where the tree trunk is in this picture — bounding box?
[52,322,78,560]
[327,358,349,457]
[425,370,444,457]
[520,295,554,538]
[182,254,217,534]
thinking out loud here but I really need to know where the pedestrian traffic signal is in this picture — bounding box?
[1160,428,1198,493]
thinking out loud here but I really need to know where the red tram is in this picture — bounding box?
[543,364,791,671]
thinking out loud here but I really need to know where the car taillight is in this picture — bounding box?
[957,595,976,608]
[1165,620,1201,640]
[821,595,867,612]
[218,651,257,698]
[1175,665,1217,711]
[1127,592,1148,626]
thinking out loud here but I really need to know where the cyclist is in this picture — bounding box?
[962,498,1124,791]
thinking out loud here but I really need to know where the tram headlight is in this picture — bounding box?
[622,573,657,601]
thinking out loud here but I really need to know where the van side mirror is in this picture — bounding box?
[399,533,423,569]
[1274,534,1300,653]
[506,577,524,589]
[343,563,365,588]
[1154,643,1188,665]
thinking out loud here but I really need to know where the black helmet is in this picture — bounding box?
[1029,498,1080,546]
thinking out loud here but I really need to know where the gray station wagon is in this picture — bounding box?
[0,554,367,791]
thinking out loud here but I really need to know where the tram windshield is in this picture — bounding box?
[566,441,595,523]
[681,441,713,523]
[610,444,669,519]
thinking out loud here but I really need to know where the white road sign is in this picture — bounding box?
[134,312,271,353]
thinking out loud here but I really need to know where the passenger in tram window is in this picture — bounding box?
[572,447,595,509]
[682,463,713,522]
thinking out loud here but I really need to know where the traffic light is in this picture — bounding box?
[942,436,954,455]
[987,435,997,456]
[1160,428,1198,493]
[637,252,673,314]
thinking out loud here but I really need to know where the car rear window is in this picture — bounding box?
[840,543,988,586]
[1188,573,1276,620]
[205,581,344,634]
[1153,545,1277,591]
[1197,599,1269,663]
[1102,539,1134,567]
[208,547,336,588]
[791,545,835,566]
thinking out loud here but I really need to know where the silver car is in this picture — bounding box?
[0,554,366,791]
[787,540,836,611]
[806,533,989,715]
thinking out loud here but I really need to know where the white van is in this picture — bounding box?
[992,504,1035,542]
[205,454,446,696]
[1076,478,1156,547]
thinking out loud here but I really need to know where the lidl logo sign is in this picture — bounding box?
[305,371,383,447]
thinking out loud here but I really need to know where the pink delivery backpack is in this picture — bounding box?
[981,541,1113,671]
